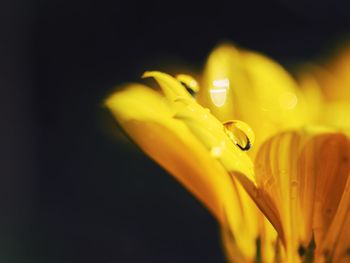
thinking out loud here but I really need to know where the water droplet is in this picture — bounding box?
[176,74,199,96]
[223,120,255,151]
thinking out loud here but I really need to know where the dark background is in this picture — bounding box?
[1,0,350,262]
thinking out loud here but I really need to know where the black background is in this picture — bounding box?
[1,0,350,262]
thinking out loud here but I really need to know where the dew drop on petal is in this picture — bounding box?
[176,74,199,98]
[223,120,255,151]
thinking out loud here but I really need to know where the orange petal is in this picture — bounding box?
[252,130,350,262]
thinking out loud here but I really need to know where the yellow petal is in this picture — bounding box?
[106,84,218,217]
[106,84,259,260]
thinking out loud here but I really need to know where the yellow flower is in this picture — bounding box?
[106,43,350,263]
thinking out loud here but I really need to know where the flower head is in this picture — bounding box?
[106,43,350,263]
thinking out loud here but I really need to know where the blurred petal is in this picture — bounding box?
[296,71,324,124]
[239,50,309,146]
[198,44,249,122]
[198,44,310,153]
[299,63,347,103]
[298,69,350,132]
[324,45,350,101]
[322,102,350,131]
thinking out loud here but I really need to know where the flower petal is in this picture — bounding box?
[106,84,259,260]
[106,84,220,217]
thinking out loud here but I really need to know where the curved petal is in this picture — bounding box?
[106,84,259,261]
